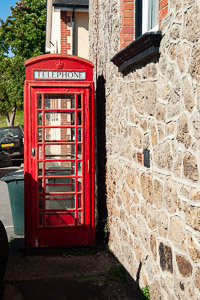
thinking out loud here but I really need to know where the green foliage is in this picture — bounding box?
[0,0,46,124]
[106,264,127,283]
[104,217,110,238]
[9,236,14,245]
[0,56,24,112]
[0,0,46,59]
[140,286,150,300]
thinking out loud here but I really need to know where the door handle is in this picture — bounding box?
[31,148,36,157]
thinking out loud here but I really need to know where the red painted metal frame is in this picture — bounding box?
[24,54,95,247]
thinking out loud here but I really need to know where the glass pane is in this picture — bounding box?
[77,178,82,192]
[77,211,82,225]
[45,161,75,176]
[38,146,42,160]
[45,195,75,209]
[38,179,43,193]
[77,111,82,125]
[38,128,43,142]
[77,145,82,159]
[77,94,82,109]
[45,177,75,193]
[45,144,75,160]
[44,94,75,109]
[39,196,43,209]
[45,212,75,226]
[39,213,43,226]
[45,128,75,142]
[151,0,158,29]
[45,112,75,126]
[38,112,42,126]
[37,94,42,109]
[38,162,43,176]
[78,194,82,208]
[78,129,82,142]
[78,161,82,176]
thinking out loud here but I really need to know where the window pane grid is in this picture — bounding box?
[37,93,84,227]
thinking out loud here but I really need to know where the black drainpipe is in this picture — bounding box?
[72,8,75,55]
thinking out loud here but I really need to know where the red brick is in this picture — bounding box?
[122,18,134,26]
[159,0,168,11]
[162,5,168,18]
[123,10,134,18]
[61,11,70,54]
[122,26,134,34]
[120,0,135,49]
[122,3,134,10]
[122,34,133,41]
[163,0,168,7]
[120,41,131,49]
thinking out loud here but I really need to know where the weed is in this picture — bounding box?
[105,247,110,254]
[73,274,85,279]
[140,285,150,300]
[104,217,109,238]
[9,236,14,244]
[106,264,127,283]
[63,247,97,256]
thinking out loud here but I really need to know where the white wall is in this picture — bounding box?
[51,8,61,53]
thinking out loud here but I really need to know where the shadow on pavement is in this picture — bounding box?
[2,238,143,300]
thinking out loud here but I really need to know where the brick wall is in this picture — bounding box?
[120,0,135,49]
[159,0,168,29]
[61,11,71,54]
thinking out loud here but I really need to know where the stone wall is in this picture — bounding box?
[89,0,200,299]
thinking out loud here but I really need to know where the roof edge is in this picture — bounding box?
[53,4,88,9]
[25,54,94,68]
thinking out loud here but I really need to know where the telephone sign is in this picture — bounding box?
[34,70,86,80]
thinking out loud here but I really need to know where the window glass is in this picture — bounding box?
[44,94,75,109]
[135,0,158,38]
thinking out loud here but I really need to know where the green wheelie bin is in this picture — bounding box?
[1,170,24,235]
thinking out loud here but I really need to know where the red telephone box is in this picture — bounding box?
[24,54,95,247]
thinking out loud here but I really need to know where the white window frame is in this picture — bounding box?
[142,0,158,34]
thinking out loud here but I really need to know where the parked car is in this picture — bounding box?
[0,126,24,162]
[0,151,12,168]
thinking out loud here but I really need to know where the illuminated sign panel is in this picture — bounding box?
[34,71,86,80]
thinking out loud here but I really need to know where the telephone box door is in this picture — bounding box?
[28,87,93,247]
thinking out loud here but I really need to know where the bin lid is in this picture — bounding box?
[1,169,24,182]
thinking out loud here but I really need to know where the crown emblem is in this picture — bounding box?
[56,60,64,69]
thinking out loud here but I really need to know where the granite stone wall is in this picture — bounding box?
[89,0,200,299]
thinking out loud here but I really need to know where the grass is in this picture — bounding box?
[0,110,24,127]
[106,264,127,283]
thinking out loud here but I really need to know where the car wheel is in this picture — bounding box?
[0,137,15,151]
[0,221,8,299]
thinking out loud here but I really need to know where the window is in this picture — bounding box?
[135,0,158,39]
